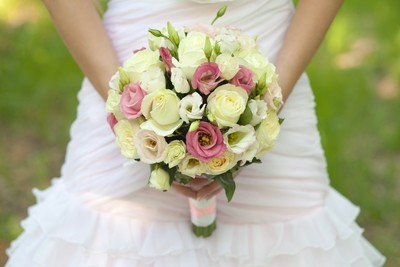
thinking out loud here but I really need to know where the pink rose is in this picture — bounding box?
[230,65,255,94]
[191,62,222,95]
[159,47,174,71]
[120,83,146,119]
[107,113,118,132]
[186,121,226,162]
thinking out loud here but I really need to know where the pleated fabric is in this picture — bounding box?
[6,0,386,266]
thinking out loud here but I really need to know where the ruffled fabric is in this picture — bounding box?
[6,179,385,267]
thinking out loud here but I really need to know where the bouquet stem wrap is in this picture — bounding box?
[189,196,217,237]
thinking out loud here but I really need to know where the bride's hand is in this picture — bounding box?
[171,178,222,200]
[171,170,241,200]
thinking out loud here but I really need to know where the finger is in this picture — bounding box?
[196,181,223,200]
[190,178,213,191]
[171,183,197,199]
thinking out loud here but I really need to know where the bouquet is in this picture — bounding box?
[106,6,283,237]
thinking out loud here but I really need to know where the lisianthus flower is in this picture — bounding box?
[179,92,205,123]
[223,124,256,154]
[171,67,190,94]
[230,65,255,94]
[248,99,267,126]
[191,62,222,95]
[134,129,168,164]
[186,121,226,162]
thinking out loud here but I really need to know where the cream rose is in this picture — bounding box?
[207,84,249,128]
[204,151,237,175]
[134,129,167,164]
[114,119,141,159]
[177,155,205,178]
[140,88,183,136]
[255,110,281,157]
[164,140,186,168]
[149,167,170,191]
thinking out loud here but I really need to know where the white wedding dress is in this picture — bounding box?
[6,0,386,266]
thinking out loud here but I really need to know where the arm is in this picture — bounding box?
[42,0,120,100]
[276,0,344,102]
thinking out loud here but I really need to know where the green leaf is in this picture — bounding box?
[215,171,236,202]
[238,104,253,125]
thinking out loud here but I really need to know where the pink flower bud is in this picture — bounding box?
[159,47,174,71]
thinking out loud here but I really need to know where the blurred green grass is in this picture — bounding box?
[0,0,399,266]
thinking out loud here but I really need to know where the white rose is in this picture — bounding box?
[149,167,170,191]
[140,88,183,136]
[114,119,141,159]
[123,48,163,73]
[140,66,166,93]
[134,129,168,164]
[174,31,208,78]
[207,84,249,128]
[164,140,186,168]
[204,151,237,175]
[215,53,240,80]
[171,67,190,94]
[178,154,205,178]
[223,124,256,154]
[179,92,205,123]
[248,99,268,126]
[255,110,280,157]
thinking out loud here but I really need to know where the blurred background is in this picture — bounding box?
[0,0,399,266]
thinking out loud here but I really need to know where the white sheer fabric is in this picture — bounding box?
[6,0,386,266]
